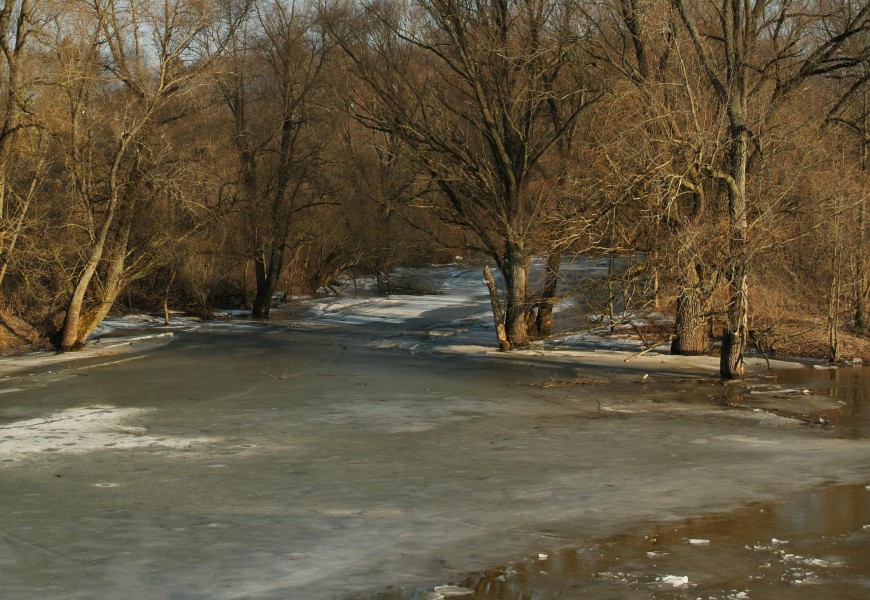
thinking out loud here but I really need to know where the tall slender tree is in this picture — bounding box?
[671,0,870,378]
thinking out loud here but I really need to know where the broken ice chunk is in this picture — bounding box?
[433,585,473,597]
[658,575,689,587]
[688,538,710,545]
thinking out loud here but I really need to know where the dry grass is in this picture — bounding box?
[530,376,609,388]
[751,318,870,363]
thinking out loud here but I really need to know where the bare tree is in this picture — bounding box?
[215,0,332,318]
[48,0,218,351]
[827,68,870,335]
[329,0,600,349]
[583,0,723,355]
[671,0,869,378]
[0,0,37,291]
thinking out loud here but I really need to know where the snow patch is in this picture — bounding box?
[433,585,473,596]
[0,405,214,464]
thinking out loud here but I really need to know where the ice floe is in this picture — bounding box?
[432,585,473,596]
[657,574,689,587]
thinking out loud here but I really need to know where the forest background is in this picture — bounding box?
[0,0,868,380]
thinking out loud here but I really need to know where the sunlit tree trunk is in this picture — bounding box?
[671,261,711,356]
[483,264,509,351]
[58,133,129,352]
[720,117,749,380]
[502,240,530,348]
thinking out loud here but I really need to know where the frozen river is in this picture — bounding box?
[1,265,869,599]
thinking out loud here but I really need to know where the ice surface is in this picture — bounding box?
[0,260,867,600]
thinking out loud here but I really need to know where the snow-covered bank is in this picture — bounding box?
[0,261,809,380]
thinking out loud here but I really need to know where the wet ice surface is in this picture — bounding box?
[398,483,870,600]
[0,263,868,599]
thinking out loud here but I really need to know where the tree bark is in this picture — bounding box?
[76,243,129,343]
[720,117,749,380]
[502,241,530,349]
[252,245,284,319]
[671,294,708,355]
[829,200,842,362]
[533,251,561,339]
[671,260,711,355]
[483,264,509,351]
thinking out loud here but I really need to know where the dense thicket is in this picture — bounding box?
[0,0,868,377]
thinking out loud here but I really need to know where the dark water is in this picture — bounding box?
[370,483,870,600]
[774,366,870,439]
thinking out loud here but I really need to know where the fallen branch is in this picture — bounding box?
[624,335,674,362]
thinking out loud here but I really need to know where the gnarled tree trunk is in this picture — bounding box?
[671,260,712,355]
[502,241,530,349]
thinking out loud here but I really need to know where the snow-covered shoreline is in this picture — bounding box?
[0,261,810,379]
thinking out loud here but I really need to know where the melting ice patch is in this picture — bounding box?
[0,405,213,464]
[432,585,473,596]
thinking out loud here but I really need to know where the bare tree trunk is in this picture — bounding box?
[650,249,661,313]
[720,120,749,380]
[855,132,868,335]
[829,200,842,362]
[252,245,284,319]
[77,244,129,342]
[483,264,509,351]
[502,241,530,349]
[671,260,710,355]
[58,214,116,350]
[163,269,176,325]
[533,251,561,339]
[58,135,131,351]
[672,294,708,355]
[607,253,617,333]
